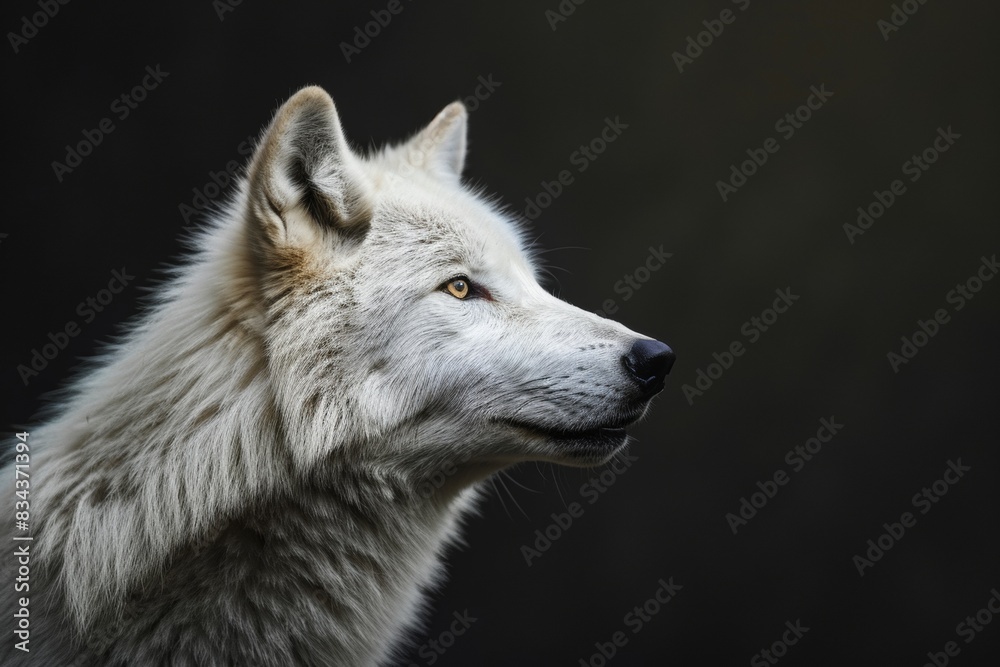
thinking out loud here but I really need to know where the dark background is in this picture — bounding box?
[3,1,998,665]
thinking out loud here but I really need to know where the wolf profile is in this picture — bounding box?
[2,86,674,665]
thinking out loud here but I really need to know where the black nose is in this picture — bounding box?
[622,339,675,396]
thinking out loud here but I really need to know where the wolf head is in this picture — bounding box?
[240,86,674,476]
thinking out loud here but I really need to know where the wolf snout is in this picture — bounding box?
[622,339,675,397]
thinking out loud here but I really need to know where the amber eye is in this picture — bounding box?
[446,278,470,299]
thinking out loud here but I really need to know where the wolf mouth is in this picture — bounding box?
[498,416,636,445]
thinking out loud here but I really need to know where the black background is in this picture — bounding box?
[3,1,999,665]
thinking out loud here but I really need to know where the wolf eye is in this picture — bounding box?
[445,277,470,299]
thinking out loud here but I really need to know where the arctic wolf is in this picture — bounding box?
[2,86,674,665]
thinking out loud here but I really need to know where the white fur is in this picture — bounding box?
[1,86,661,666]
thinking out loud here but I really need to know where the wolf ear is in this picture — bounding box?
[400,102,468,183]
[246,86,371,250]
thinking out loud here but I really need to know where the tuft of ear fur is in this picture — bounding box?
[400,101,468,183]
[246,86,372,251]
